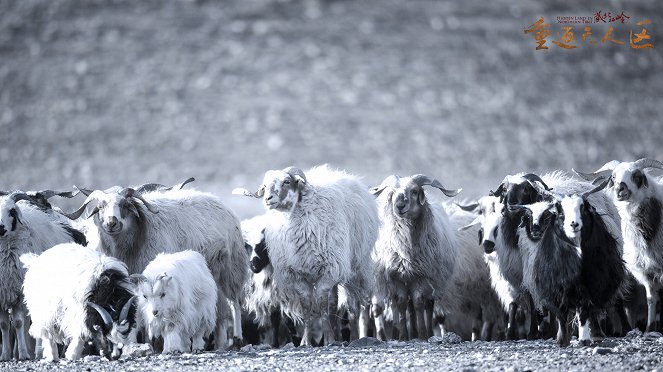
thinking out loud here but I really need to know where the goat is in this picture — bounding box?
[133,250,217,354]
[66,184,248,349]
[20,243,137,361]
[370,174,461,341]
[234,165,379,346]
[575,158,663,331]
[0,191,85,361]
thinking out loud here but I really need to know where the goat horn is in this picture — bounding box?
[119,296,137,324]
[283,167,307,183]
[370,175,401,196]
[8,191,34,204]
[410,174,462,197]
[581,178,611,198]
[459,215,482,231]
[634,158,663,171]
[573,160,621,181]
[522,173,551,191]
[232,187,262,198]
[122,188,159,214]
[73,185,94,197]
[87,302,113,329]
[455,202,479,212]
[176,177,195,190]
[65,190,106,220]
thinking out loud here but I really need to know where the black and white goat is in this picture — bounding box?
[575,158,663,332]
[21,243,138,361]
[511,182,626,346]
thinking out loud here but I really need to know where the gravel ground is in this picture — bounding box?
[4,331,663,371]
[1,0,662,370]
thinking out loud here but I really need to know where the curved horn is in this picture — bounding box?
[283,167,307,183]
[232,187,262,198]
[455,202,479,212]
[87,302,113,329]
[581,178,611,198]
[65,190,106,220]
[634,158,663,171]
[410,174,462,197]
[8,191,34,204]
[459,215,482,231]
[370,175,401,196]
[119,296,137,324]
[122,188,159,214]
[34,190,78,200]
[573,160,621,181]
[73,185,94,197]
[176,177,195,190]
[522,173,551,191]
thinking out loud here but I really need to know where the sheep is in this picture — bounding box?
[369,174,462,341]
[574,158,663,331]
[457,196,532,340]
[65,184,248,349]
[234,165,379,346]
[20,243,138,361]
[0,191,87,361]
[132,250,217,354]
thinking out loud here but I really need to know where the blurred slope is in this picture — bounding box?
[0,0,661,218]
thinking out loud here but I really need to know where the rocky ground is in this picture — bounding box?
[4,331,663,371]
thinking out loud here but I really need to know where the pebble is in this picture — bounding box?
[428,333,462,345]
[592,347,612,355]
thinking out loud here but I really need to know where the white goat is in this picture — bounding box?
[575,158,663,331]
[66,185,248,349]
[370,174,461,341]
[134,250,217,354]
[234,165,379,346]
[20,243,138,361]
[0,191,86,361]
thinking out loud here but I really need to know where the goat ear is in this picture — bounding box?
[369,186,387,197]
[160,273,172,285]
[126,202,140,219]
[643,175,649,188]
[9,208,22,229]
[418,189,427,205]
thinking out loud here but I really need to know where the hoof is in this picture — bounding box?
[377,330,386,342]
[579,339,592,347]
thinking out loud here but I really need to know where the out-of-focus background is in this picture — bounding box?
[1,0,661,218]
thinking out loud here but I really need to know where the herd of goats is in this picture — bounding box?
[1,157,663,362]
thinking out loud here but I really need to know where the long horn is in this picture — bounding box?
[522,173,551,191]
[573,160,621,181]
[8,191,34,204]
[232,187,262,198]
[370,175,401,196]
[459,215,482,231]
[455,202,479,212]
[176,177,195,190]
[87,302,113,329]
[122,188,159,214]
[119,296,137,324]
[581,178,611,198]
[73,185,94,197]
[410,174,462,197]
[65,190,106,220]
[634,158,663,171]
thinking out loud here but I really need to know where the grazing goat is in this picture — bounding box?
[21,243,137,361]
